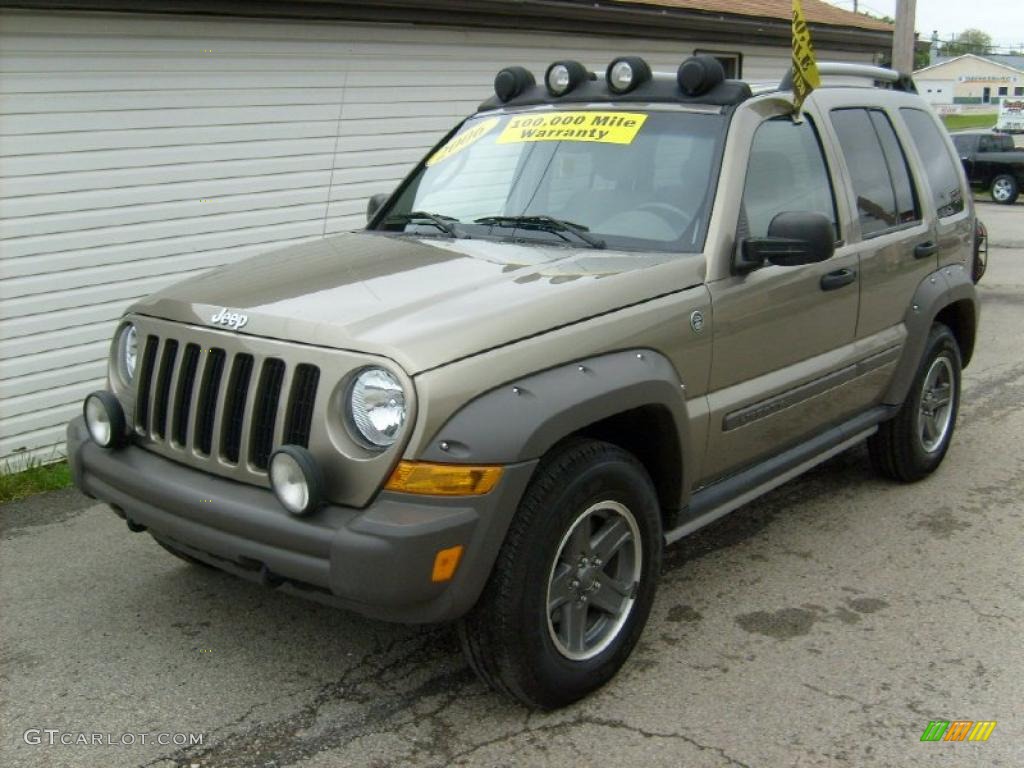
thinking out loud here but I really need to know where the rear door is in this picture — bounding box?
[897,108,973,271]
[825,107,935,354]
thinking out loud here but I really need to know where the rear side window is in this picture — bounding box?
[741,116,838,239]
[830,108,919,237]
[869,111,920,225]
[900,108,966,218]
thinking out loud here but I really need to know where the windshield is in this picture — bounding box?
[373,109,726,253]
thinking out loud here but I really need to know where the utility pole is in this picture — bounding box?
[893,0,917,73]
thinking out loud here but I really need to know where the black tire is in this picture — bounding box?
[152,536,215,569]
[458,438,662,709]
[868,323,961,482]
[990,173,1019,205]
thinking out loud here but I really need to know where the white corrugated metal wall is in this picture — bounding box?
[0,9,874,468]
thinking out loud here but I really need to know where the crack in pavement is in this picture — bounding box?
[444,713,755,768]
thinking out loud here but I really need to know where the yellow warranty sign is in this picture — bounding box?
[427,117,500,166]
[497,112,648,145]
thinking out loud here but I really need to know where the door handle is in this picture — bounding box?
[820,268,857,291]
[914,241,938,259]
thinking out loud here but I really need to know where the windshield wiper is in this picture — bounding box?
[473,215,606,249]
[384,211,464,238]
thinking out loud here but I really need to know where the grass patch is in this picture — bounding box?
[942,113,998,131]
[0,457,72,505]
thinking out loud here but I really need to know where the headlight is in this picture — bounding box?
[115,323,138,385]
[349,367,407,449]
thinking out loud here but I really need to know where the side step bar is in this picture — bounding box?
[664,405,897,545]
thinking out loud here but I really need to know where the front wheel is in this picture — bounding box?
[991,174,1019,204]
[868,323,961,482]
[458,439,662,709]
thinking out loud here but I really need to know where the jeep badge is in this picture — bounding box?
[210,307,248,330]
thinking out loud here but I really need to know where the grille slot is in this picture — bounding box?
[152,339,178,439]
[135,335,159,432]
[284,364,320,448]
[250,358,286,469]
[195,348,226,455]
[172,343,201,446]
[221,354,254,463]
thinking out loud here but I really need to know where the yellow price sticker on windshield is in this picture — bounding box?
[426,117,500,166]
[497,112,648,144]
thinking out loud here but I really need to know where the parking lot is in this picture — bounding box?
[2,201,1022,768]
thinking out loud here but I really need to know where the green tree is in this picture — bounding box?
[913,47,930,70]
[940,29,993,56]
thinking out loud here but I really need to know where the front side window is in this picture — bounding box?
[740,116,838,239]
[831,108,919,238]
[900,108,966,218]
[375,110,727,253]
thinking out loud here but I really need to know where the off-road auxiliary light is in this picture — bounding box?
[269,445,325,516]
[678,55,726,97]
[545,60,589,96]
[494,66,535,102]
[606,56,651,94]
[83,391,127,449]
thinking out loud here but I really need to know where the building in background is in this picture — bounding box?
[0,0,893,468]
[915,52,1024,107]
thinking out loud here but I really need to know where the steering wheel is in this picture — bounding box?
[634,202,692,232]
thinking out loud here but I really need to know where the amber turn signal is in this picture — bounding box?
[432,545,464,582]
[384,461,503,496]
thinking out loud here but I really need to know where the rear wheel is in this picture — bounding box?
[458,438,661,709]
[991,174,1019,204]
[869,323,961,482]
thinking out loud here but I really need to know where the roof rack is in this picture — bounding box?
[779,62,917,94]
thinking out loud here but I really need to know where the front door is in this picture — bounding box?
[703,114,859,480]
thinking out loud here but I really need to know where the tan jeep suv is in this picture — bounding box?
[67,56,979,709]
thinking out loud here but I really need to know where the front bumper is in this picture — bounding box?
[67,417,536,623]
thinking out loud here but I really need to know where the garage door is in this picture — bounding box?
[0,9,873,466]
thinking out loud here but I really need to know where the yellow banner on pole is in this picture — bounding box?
[791,0,821,114]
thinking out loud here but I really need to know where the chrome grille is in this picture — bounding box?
[134,334,319,470]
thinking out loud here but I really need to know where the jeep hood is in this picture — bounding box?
[129,232,705,374]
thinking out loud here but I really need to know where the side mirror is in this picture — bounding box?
[366,192,390,224]
[736,211,835,273]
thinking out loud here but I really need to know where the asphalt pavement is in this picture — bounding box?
[2,201,1022,768]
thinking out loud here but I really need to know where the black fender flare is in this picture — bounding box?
[419,348,690,488]
[884,264,978,406]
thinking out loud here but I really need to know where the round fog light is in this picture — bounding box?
[84,391,126,449]
[269,445,324,516]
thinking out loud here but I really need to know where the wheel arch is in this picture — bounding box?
[571,405,684,522]
[935,299,977,368]
[884,267,979,406]
[418,349,691,512]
